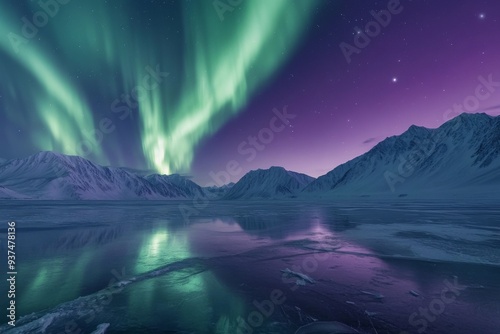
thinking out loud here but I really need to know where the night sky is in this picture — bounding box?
[1,0,499,185]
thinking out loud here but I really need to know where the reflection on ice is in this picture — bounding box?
[1,255,247,334]
[19,250,95,314]
[0,200,499,333]
[134,226,190,273]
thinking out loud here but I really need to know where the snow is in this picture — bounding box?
[90,323,110,334]
[302,113,500,199]
[281,268,316,284]
[203,182,235,198]
[223,166,315,199]
[335,215,500,265]
[0,185,29,199]
[0,152,206,200]
[0,113,498,201]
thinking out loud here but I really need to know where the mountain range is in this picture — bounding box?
[1,113,498,200]
[303,112,500,198]
[222,166,314,199]
[0,152,205,200]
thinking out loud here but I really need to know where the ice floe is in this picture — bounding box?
[360,290,384,300]
[409,290,420,297]
[90,323,110,334]
[281,268,315,284]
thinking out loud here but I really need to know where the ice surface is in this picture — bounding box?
[295,321,359,333]
[361,291,384,300]
[90,323,110,334]
[281,268,315,284]
[1,200,499,334]
[0,257,207,333]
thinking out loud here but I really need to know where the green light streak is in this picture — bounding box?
[0,1,317,172]
[0,9,106,161]
[140,1,316,174]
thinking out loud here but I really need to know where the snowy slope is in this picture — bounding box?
[223,166,314,199]
[0,152,205,200]
[1,113,497,200]
[145,174,206,198]
[0,185,28,199]
[303,113,500,198]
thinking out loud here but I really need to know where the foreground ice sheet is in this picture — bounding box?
[0,258,207,333]
[0,200,499,333]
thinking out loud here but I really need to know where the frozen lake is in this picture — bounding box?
[1,200,499,333]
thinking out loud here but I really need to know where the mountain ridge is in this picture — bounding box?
[0,152,204,200]
[302,112,500,197]
[1,113,498,200]
[222,166,315,199]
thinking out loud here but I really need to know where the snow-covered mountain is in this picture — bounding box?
[303,113,500,198]
[2,113,498,200]
[0,152,205,200]
[203,182,235,199]
[223,166,315,199]
[0,185,27,199]
[145,173,206,199]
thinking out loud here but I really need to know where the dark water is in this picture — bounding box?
[0,200,499,333]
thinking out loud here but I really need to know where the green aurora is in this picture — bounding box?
[0,0,317,174]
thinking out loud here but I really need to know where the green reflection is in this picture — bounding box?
[20,250,95,314]
[128,225,246,332]
[133,228,191,274]
[130,227,191,316]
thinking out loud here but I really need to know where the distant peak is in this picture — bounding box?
[29,151,67,162]
[452,112,493,123]
[34,151,61,158]
[252,166,286,173]
[404,124,430,137]
[32,151,83,161]
[458,112,490,118]
[442,112,494,129]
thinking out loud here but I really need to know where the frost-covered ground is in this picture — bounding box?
[0,200,499,333]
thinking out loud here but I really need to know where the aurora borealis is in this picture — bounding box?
[0,0,316,175]
[1,0,500,184]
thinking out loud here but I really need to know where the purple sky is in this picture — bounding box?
[1,0,499,185]
[191,0,500,185]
